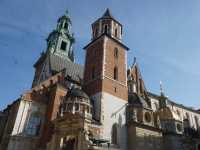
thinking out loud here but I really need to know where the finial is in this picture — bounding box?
[65,9,69,15]
[64,10,71,19]
[160,81,164,96]
[131,57,137,68]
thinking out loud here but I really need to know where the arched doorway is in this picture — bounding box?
[111,123,118,145]
[62,137,76,150]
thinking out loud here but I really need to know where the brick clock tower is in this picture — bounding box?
[83,9,129,149]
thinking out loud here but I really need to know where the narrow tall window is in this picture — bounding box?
[60,41,67,51]
[26,112,41,136]
[64,22,68,29]
[184,113,191,129]
[111,123,118,145]
[95,28,98,37]
[115,28,118,37]
[104,25,108,34]
[139,78,143,94]
[114,48,118,58]
[114,67,118,80]
[92,66,95,79]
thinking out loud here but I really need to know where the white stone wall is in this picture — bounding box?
[150,97,159,112]
[7,99,46,150]
[149,96,200,129]
[93,92,127,150]
[169,105,200,129]
[11,100,31,136]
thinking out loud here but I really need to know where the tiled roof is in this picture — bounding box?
[102,8,114,19]
[84,33,129,50]
[128,93,150,109]
[93,8,122,27]
[49,54,84,83]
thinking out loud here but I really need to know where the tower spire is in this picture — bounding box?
[102,8,113,18]
[131,57,137,68]
[91,8,123,41]
[160,81,164,96]
[159,81,168,108]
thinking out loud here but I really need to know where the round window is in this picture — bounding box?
[144,112,151,123]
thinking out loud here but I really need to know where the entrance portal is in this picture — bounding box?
[62,138,76,150]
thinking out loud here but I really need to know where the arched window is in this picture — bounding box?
[64,22,68,29]
[95,28,98,37]
[26,112,42,136]
[75,103,79,111]
[114,48,118,58]
[104,25,108,34]
[186,113,191,127]
[111,123,118,145]
[183,113,191,129]
[67,103,73,112]
[114,67,118,80]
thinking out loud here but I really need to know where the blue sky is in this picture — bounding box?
[0,0,200,110]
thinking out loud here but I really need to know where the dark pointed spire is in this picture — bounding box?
[102,8,114,19]
[131,57,137,68]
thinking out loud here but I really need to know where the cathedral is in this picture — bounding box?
[0,9,200,150]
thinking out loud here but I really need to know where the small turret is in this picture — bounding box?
[159,81,168,108]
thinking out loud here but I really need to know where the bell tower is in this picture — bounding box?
[32,11,75,87]
[83,9,128,149]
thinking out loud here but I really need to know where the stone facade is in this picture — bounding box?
[127,124,163,150]
[0,9,200,150]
